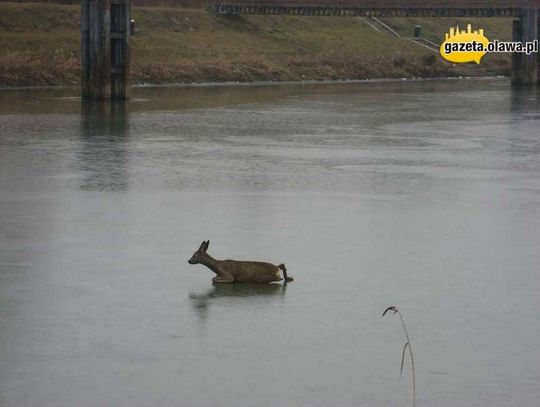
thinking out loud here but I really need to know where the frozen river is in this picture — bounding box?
[1,79,539,406]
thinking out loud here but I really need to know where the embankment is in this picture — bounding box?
[0,2,513,87]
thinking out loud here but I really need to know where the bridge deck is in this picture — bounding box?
[214,0,540,16]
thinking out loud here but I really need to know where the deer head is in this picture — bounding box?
[188,240,210,264]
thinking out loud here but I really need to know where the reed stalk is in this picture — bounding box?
[383,306,416,407]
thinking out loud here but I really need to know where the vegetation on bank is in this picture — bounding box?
[0,2,513,87]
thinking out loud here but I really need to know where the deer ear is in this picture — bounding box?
[198,241,206,252]
[203,240,210,252]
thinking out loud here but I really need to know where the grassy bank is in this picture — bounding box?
[0,2,513,87]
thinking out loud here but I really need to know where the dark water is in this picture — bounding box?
[1,79,539,407]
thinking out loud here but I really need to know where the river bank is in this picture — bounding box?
[0,2,513,87]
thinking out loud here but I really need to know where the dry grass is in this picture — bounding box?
[383,306,416,407]
[0,3,513,87]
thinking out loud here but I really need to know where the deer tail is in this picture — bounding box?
[278,264,293,282]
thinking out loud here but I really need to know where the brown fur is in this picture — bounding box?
[188,241,293,284]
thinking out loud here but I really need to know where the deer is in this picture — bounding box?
[188,241,293,284]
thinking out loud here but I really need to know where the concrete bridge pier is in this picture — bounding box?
[512,8,539,86]
[81,0,131,99]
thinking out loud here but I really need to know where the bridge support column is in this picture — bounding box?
[81,0,131,99]
[512,8,538,86]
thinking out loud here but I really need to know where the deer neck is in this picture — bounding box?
[201,254,222,275]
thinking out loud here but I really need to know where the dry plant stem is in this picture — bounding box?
[383,306,416,407]
[397,310,416,407]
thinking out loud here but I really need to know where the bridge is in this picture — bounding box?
[81,0,540,99]
[213,1,540,17]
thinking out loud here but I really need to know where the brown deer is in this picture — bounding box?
[188,241,293,284]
